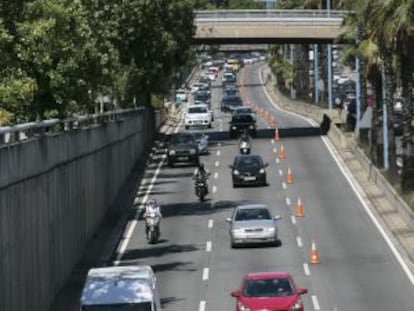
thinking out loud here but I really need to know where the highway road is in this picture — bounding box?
[116,63,414,311]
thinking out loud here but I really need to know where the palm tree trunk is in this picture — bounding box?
[293,44,310,101]
[382,46,398,179]
[400,40,414,192]
[369,66,383,166]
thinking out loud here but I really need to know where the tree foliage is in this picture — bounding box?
[0,0,196,123]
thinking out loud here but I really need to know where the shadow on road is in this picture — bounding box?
[121,244,200,261]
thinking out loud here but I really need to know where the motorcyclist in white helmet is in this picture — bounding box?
[143,198,162,235]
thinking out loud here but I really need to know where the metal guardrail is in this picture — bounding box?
[0,108,145,146]
[195,9,350,21]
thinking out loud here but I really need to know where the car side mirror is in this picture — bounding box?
[297,288,308,295]
[274,215,282,221]
[225,217,232,223]
[230,290,241,297]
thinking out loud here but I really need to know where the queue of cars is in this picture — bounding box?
[78,53,307,311]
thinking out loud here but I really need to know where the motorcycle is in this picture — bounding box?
[239,140,251,154]
[145,212,160,244]
[195,178,208,201]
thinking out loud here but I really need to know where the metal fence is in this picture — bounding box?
[0,108,145,145]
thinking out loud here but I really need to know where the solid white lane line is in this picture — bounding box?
[212,185,217,193]
[199,301,206,311]
[215,161,220,167]
[296,236,303,248]
[303,263,311,276]
[291,215,297,225]
[311,295,321,310]
[213,172,219,179]
[216,150,221,156]
[282,182,287,190]
[202,268,209,281]
[279,169,283,176]
[206,241,212,252]
[286,197,291,206]
[208,219,214,229]
[322,135,414,285]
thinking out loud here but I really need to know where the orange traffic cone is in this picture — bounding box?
[310,240,320,264]
[279,145,286,160]
[286,166,294,184]
[274,128,280,141]
[296,197,304,217]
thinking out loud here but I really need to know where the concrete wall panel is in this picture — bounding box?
[0,109,154,311]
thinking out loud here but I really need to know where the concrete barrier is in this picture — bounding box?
[0,108,155,311]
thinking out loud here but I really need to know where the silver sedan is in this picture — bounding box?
[226,204,281,248]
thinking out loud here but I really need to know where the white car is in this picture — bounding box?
[190,82,203,94]
[185,104,212,129]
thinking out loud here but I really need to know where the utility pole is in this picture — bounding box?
[327,0,333,109]
[381,63,389,170]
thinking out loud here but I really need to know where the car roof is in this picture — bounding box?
[245,272,292,280]
[81,266,156,305]
[188,104,208,108]
[237,204,268,210]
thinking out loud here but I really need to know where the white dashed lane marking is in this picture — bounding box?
[279,169,283,176]
[291,215,297,225]
[215,161,220,167]
[212,185,217,193]
[213,172,218,179]
[208,219,214,229]
[282,182,287,190]
[296,236,303,248]
[303,263,310,276]
[199,300,206,311]
[202,268,209,281]
[311,295,321,310]
[216,150,221,156]
[206,241,212,252]
[286,197,291,206]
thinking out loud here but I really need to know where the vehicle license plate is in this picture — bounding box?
[244,176,256,181]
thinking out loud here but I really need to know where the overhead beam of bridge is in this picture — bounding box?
[194,10,350,44]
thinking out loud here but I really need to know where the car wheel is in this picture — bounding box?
[208,123,212,129]
[231,240,238,249]
[233,183,238,188]
[274,239,282,247]
[185,125,189,130]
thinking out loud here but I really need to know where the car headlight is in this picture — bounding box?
[265,227,275,232]
[237,302,250,311]
[169,150,176,155]
[259,168,265,174]
[249,125,255,129]
[189,149,196,154]
[233,169,239,175]
[290,299,303,310]
[231,228,244,234]
[232,126,237,130]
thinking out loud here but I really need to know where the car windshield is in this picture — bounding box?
[236,108,252,114]
[243,278,293,297]
[171,135,194,145]
[235,156,262,169]
[235,208,271,221]
[224,97,242,105]
[232,115,253,122]
[196,93,209,100]
[82,302,151,311]
[188,107,207,114]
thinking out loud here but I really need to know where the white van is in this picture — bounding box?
[80,265,161,311]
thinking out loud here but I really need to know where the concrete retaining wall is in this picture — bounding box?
[0,108,155,311]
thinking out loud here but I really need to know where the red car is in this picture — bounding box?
[230,272,308,311]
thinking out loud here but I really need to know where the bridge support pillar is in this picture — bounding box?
[313,44,319,104]
[327,44,333,109]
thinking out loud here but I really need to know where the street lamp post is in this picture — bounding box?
[327,0,333,109]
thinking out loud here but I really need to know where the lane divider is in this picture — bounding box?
[303,263,311,276]
[208,219,214,229]
[206,241,212,252]
[296,236,303,248]
[202,268,209,281]
[199,300,206,311]
[311,295,321,310]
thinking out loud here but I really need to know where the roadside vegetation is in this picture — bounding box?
[0,0,196,124]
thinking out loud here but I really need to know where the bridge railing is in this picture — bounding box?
[0,108,145,146]
[195,9,350,21]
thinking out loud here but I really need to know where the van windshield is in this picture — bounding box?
[82,303,151,311]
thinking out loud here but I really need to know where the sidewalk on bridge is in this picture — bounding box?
[262,75,414,272]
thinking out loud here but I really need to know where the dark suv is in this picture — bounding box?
[167,133,200,167]
[229,113,256,138]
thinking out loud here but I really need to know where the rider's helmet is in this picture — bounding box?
[147,198,158,208]
[199,162,205,170]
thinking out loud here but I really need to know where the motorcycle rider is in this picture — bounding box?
[193,162,210,194]
[239,130,251,153]
[143,198,162,235]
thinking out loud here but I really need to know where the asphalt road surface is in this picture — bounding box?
[116,63,414,311]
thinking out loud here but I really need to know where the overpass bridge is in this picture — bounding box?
[194,10,350,44]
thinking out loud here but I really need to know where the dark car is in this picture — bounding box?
[195,90,211,107]
[198,76,211,87]
[229,113,256,138]
[222,95,243,113]
[230,154,268,187]
[222,72,237,85]
[167,133,199,167]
